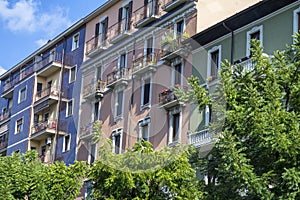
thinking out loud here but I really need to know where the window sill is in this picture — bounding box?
[140,104,151,111]
[114,115,123,122]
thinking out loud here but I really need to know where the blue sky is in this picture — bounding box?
[0,0,106,74]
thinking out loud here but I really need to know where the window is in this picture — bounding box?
[94,101,100,122]
[246,25,263,56]
[172,62,183,86]
[66,100,73,117]
[146,37,153,56]
[72,33,80,50]
[141,76,151,108]
[139,117,151,142]
[88,142,96,164]
[114,90,124,120]
[294,7,300,34]
[207,45,221,80]
[174,20,185,39]
[95,17,108,46]
[69,65,76,83]
[63,134,71,152]
[15,118,23,134]
[168,107,181,145]
[118,1,133,32]
[119,53,127,78]
[112,128,122,154]
[18,87,27,103]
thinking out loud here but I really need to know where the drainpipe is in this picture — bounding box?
[53,37,67,162]
[222,22,234,64]
[128,35,136,149]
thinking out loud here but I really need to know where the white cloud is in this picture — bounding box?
[0,65,6,76]
[0,0,71,35]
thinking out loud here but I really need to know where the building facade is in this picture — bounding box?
[0,21,86,165]
[189,0,299,154]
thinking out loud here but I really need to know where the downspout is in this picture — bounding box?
[53,37,67,162]
[222,22,234,64]
[128,36,136,149]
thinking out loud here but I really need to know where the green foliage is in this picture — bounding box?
[190,38,300,199]
[0,151,86,200]
[88,136,204,200]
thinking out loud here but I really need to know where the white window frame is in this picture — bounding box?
[15,117,24,134]
[207,45,222,79]
[66,99,74,117]
[138,117,151,142]
[174,18,186,39]
[171,58,184,87]
[205,105,210,127]
[293,7,300,41]
[246,25,263,57]
[114,86,125,121]
[168,106,182,145]
[112,128,123,154]
[18,86,27,103]
[140,73,152,110]
[69,65,77,83]
[62,134,71,152]
[72,32,80,51]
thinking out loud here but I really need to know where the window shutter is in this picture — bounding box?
[95,23,100,36]
[118,7,123,22]
[103,17,108,40]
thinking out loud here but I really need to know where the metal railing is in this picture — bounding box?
[161,35,188,57]
[162,0,187,10]
[188,129,212,146]
[34,52,73,72]
[31,119,67,135]
[106,67,130,85]
[0,109,11,122]
[109,18,133,40]
[85,33,108,54]
[158,88,177,105]
[80,123,94,138]
[132,52,160,72]
[2,63,34,93]
[35,86,60,102]
[83,80,106,97]
[134,0,160,25]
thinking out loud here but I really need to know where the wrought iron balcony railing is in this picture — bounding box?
[35,86,60,102]
[31,119,67,136]
[106,67,131,86]
[134,0,160,28]
[83,80,106,98]
[158,88,177,105]
[34,52,73,72]
[109,18,133,43]
[132,52,160,72]
[85,33,108,55]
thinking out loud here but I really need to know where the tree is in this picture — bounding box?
[182,37,300,199]
[88,122,204,200]
[0,150,86,200]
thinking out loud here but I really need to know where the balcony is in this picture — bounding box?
[31,119,67,141]
[85,34,108,57]
[106,68,131,88]
[83,80,107,100]
[34,52,73,77]
[109,18,133,44]
[0,109,11,123]
[162,0,189,12]
[132,52,160,76]
[160,35,189,61]
[80,122,96,140]
[234,56,254,73]
[158,87,185,109]
[1,63,34,98]
[188,129,214,148]
[35,86,63,104]
[134,0,160,28]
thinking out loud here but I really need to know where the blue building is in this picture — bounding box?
[0,20,86,165]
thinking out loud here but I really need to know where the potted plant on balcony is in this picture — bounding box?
[161,30,176,56]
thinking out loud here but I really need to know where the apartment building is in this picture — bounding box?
[188,0,298,154]
[0,21,86,164]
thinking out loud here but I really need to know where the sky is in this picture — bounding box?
[0,0,107,74]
